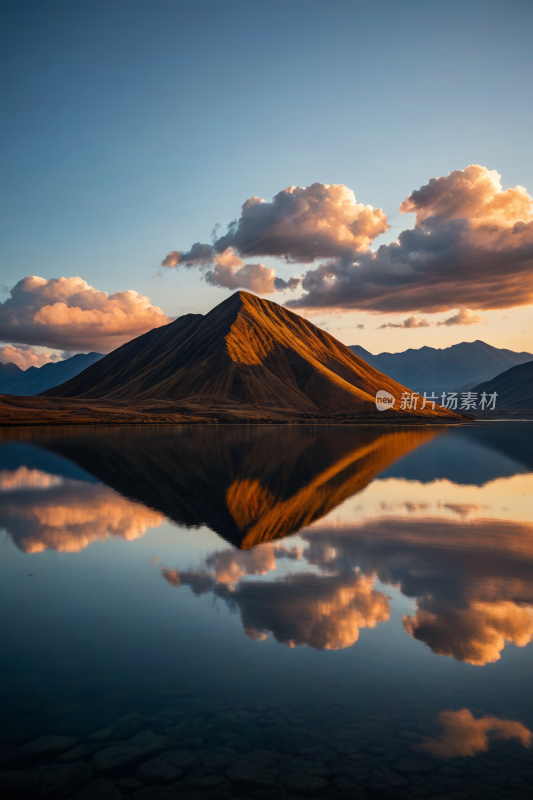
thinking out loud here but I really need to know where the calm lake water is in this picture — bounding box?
[1,423,533,800]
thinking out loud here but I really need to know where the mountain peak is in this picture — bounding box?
[43,291,458,419]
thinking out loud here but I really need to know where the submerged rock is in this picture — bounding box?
[226,761,277,787]
[19,735,79,757]
[92,731,171,774]
[136,757,183,784]
[73,778,123,799]
[57,744,99,763]
[282,773,330,795]
[40,762,91,798]
[86,717,144,743]
[159,749,198,771]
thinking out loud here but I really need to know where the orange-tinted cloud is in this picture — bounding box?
[403,601,533,666]
[437,308,486,326]
[0,467,63,491]
[161,183,388,293]
[0,478,163,553]
[302,513,533,665]
[378,315,430,329]
[206,251,277,294]
[421,708,532,758]
[162,544,390,651]
[229,571,390,650]
[0,276,171,352]
[288,165,533,313]
[378,308,486,329]
[0,344,61,369]
[399,165,532,229]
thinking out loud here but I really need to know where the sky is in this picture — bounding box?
[1,0,533,368]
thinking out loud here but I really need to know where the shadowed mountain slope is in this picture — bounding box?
[44,292,457,418]
[472,361,533,409]
[0,361,21,380]
[0,352,104,396]
[350,341,533,393]
[42,425,441,548]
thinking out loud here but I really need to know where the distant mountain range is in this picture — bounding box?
[350,340,533,393]
[0,352,104,396]
[0,361,22,380]
[43,291,456,420]
[472,361,533,409]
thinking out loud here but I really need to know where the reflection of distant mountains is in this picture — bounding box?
[380,423,533,485]
[40,426,440,548]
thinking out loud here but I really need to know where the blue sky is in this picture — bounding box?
[1,0,533,361]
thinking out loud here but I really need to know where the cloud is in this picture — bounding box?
[378,308,485,329]
[0,474,163,553]
[0,344,61,369]
[421,709,531,758]
[403,601,533,666]
[437,308,486,326]
[161,183,388,293]
[164,558,391,650]
[0,276,171,352]
[378,315,430,329]
[274,276,301,292]
[287,165,533,313]
[205,258,278,294]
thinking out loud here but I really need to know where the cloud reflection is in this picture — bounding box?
[0,473,163,553]
[162,550,391,650]
[422,709,532,757]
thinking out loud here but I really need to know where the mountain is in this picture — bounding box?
[0,352,105,396]
[349,341,533,393]
[42,291,457,419]
[472,361,533,409]
[40,425,441,549]
[0,361,22,380]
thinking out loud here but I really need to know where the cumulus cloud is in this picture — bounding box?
[378,315,430,329]
[0,344,61,369]
[437,308,486,326]
[164,560,390,651]
[205,252,278,294]
[403,601,533,666]
[160,182,388,294]
[0,475,163,553]
[0,276,171,353]
[287,165,533,313]
[421,709,531,758]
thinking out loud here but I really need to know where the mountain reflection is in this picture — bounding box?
[30,425,441,548]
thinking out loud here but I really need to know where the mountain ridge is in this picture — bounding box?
[350,340,533,392]
[0,352,105,396]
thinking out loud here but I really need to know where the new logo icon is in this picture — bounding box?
[375,389,395,411]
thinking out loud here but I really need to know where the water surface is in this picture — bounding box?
[1,423,532,799]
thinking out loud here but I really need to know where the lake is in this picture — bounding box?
[1,423,532,800]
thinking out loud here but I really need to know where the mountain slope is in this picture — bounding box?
[0,352,105,396]
[472,361,533,409]
[0,361,22,381]
[43,292,457,418]
[350,341,533,392]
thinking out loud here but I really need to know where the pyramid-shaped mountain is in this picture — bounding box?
[44,291,456,418]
